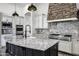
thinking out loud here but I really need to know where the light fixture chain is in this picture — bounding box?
[15,3,16,12]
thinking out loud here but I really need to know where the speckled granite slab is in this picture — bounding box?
[7,38,59,51]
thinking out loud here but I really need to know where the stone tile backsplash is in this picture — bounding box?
[49,21,79,41]
[33,29,49,39]
[34,21,79,41]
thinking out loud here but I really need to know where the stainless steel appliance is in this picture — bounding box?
[49,34,72,41]
[2,22,12,34]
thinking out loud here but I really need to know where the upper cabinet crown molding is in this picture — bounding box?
[48,17,77,23]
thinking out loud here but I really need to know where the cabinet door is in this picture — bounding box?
[42,14,48,28]
[7,17,12,22]
[34,15,39,28]
[35,14,48,28]
[2,16,7,22]
[2,16,12,22]
[20,18,24,25]
[1,36,6,46]
[26,48,32,56]
[50,43,58,56]
[25,12,31,25]
[32,49,44,56]
[73,42,79,55]
[35,14,42,28]
[39,15,43,28]
[43,17,48,28]
[15,17,20,25]
[59,41,72,53]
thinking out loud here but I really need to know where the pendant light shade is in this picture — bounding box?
[12,3,19,16]
[28,4,37,11]
[12,11,19,16]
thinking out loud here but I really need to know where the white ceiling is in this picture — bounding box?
[8,3,40,8]
[1,3,78,17]
[8,3,29,7]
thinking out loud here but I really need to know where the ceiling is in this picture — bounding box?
[8,3,29,7]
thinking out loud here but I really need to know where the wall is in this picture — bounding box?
[49,21,79,41]
[0,3,24,16]
[47,3,77,20]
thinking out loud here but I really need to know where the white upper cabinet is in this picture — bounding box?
[35,13,48,28]
[38,14,42,28]
[24,12,48,35]
[42,14,48,28]
[14,17,19,25]
[25,12,31,26]
[25,12,48,29]
[34,14,39,28]
[2,16,12,22]
[12,16,24,25]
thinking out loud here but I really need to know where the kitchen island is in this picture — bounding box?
[6,38,59,56]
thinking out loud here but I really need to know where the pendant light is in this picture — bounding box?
[12,3,19,16]
[28,3,37,11]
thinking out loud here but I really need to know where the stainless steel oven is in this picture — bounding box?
[2,22,12,34]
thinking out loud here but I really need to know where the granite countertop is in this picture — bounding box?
[7,37,59,51]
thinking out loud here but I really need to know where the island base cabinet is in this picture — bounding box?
[6,42,58,56]
[44,43,58,56]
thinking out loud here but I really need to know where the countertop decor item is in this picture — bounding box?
[28,4,37,11]
[12,3,19,16]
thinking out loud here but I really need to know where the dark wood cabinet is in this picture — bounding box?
[6,42,58,56]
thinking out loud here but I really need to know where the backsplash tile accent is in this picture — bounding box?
[47,3,77,20]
